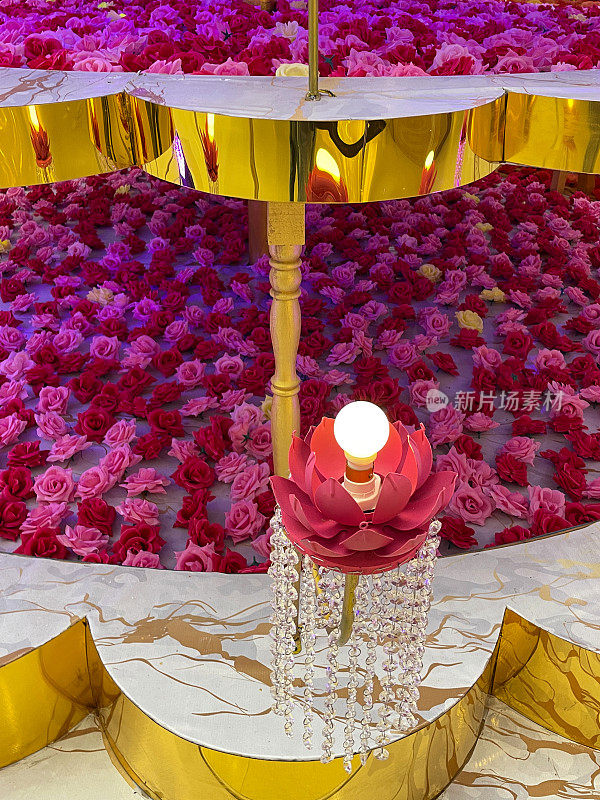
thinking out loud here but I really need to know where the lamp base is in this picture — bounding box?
[342,474,381,511]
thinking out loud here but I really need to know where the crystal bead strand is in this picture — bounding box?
[374,571,395,760]
[281,538,299,735]
[357,575,377,764]
[268,509,290,716]
[396,521,440,728]
[321,574,342,764]
[301,554,317,749]
[342,575,363,773]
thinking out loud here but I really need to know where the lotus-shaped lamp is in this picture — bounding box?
[271,416,456,574]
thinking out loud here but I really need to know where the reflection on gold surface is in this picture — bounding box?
[0,620,92,769]
[0,609,598,799]
[0,87,598,197]
[493,608,600,749]
[504,93,600,173]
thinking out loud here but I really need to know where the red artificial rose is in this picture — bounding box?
[148,383,182,408]
[7,441,48,467]
[564,502,600,525]
[496,453,529,486]
[117,367,156,396]
[148,409,185,438]
[549,413,585,434]
[494,525,531,546]
[450,329,485,349]
[14,528,68,559]
[256,489,276,519]
[453,435,483,460]
[565,431,600,460]
[188,516,224,549]
[0,466,34,499]
[406,360,434,383]
[113,524,165,561]
[133,433,169,460]
[153,348,184,377]
[428,351,459,375]
[194,418,230,462]
[553,465,587,500]
[77,498,116,537]
[439,516,477,549]
[220,549,249,573]
[75,407,114,442]
[68,372,103,403]
[90,385,122,413]
[530,510,569,537]
[0,496,27,540]
[172,457,215,492]
[512,415,546,436]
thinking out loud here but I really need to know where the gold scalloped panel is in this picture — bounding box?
[0,611,598,800]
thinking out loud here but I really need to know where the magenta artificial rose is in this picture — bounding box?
[57,525,109,556]
[175,541,221,571]
[224,499,265,544]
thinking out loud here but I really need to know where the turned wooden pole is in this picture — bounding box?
[267,202,305,479]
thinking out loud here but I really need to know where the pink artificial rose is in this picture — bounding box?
[0,325,25,351]
[580,386,600,403]
[230,462,271,502]
[500,437,540,466]
[527,486,566,523]
[116,498,160,525]
[429,406,464,447]
[583,478,600,499]
[464,413,500,432]
[583,330,600,356]
[167,439,198,462]
[99,444,142,478]
[472,346,502,371]
[175,541,221,571]
[215,354,244,378]
[21,502,69,536]
[57,525,109,556]
[409,379,440,408]
[448,482,494,526]
[176,359,205,389]
[37,386,70,414]
[122,550,163,568]
[121,467,170,495]
[35,411,68,440]
[245,423,272,459]
[389,341,418,369]
[0,414,27,447]
[215,452,251,483]
[224,500,265,544]
[89,335,120,360]
[486,485,528,519]
[252,530,272,559]
[34,466,76,503]
[104,419,137,447]
[0,351,34,380]
[535,349,567,371]
[47,435,91,462]
[76,466,115,501]
[419,307,451,339]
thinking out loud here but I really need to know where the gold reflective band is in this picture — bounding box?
[1,611,598,799]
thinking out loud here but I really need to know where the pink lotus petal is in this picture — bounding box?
[372,473,415,523]
[374,422,405,477]
[314,478,364,526]
[391,471,455,530]
[289,434,311,492]
[309,418,346,479]
[408,425,433,490]
[341,529,394,551]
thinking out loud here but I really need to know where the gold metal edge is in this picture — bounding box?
[1,86,598,199]
[1,594,598,797]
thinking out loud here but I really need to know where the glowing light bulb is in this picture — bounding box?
[334,401,389,462]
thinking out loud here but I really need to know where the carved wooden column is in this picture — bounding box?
[267,202,305,477]
[247,200,269,263]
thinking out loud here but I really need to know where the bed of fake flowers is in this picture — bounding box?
[0,166,599,571]
[0,0,599,76]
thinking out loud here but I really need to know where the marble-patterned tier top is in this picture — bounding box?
[0,526,598,761]
[0,66,598,120]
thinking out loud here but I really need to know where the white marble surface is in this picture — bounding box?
[0,66,597,120]
[0,715,146,800]
[441,697,600,800]
[0,525,598,760]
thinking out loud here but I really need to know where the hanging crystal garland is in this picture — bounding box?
[269,402,456,769]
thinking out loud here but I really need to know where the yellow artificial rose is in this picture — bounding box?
[115,184,130,195]
[475,222,492,232]
[419,263,442,283]
[261,395,273,419]
[463,192,480,203]
[456,309,484,332]
[87,287,114,306]
[276,62,309,77]
[0,240,11,253]
[480,287,506,303]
